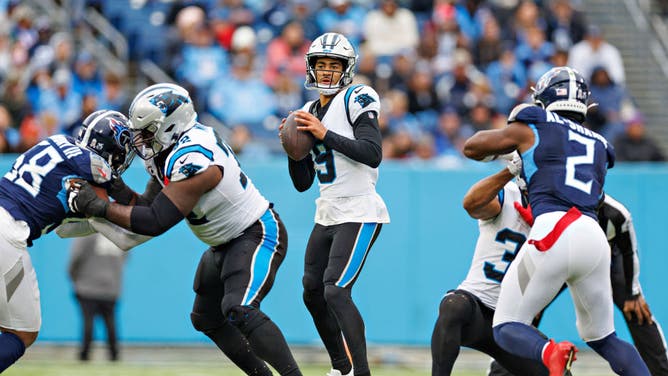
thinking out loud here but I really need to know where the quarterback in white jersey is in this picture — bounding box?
[280,32,388,376]
[68,83,303,376]
[431,165,548,376]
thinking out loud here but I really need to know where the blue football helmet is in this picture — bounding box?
[76,110,135,174]
[532,66,590,122]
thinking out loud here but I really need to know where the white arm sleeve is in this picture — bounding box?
[89,218,153,251]
[56,220,96,238]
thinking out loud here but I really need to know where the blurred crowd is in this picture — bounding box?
[0,0,664,162]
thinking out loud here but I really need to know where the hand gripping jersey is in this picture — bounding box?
[509,105,615,220]
[301,84,390,225]
[457,182,530,310]
[0,135,113,243]
[145,123,269,246]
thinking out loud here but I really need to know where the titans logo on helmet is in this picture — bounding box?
[354,93,375,108]
[150,91,189,117]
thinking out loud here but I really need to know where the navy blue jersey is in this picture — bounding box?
[0,135,113,244]
[514,106,615,219]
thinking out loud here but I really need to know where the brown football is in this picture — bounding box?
[280,112,315,160]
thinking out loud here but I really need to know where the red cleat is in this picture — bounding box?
[542,340,578,376]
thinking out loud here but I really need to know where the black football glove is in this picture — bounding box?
[108,173,135,204]
[67,181,108,217]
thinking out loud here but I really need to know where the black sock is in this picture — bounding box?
[203,320,272,376]
[0,332,26,372]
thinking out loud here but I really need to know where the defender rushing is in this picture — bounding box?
[431,160,548,376]
[280,32,389,376]
[463,66,649,376]
[0,110,134,372]
[68,83,302,376]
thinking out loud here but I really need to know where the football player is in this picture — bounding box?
[0,110,134,372]
[279,32,390,376]
[464,66,649,376]
[489,193,668,376]
[431,157,548,376]
[67,83,302,376]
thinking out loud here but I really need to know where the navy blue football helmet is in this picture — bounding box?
[532,66,591,122]
[76,110,135,174]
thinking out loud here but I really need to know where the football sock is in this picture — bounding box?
[203,320,272,376]
[238,308,302,376]
[303,288,352,374]
[0,332,25,372]
[587,332,650,376]
[493,322,548,362]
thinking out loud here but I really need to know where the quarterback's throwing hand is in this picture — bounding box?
[67,181,108,217]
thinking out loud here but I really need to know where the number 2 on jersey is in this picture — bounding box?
[565,130,595,194]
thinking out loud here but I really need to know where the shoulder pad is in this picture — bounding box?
[89,153,113,185]
[345,84,380,125]
[507,104,545,125]
[165,144,214,182]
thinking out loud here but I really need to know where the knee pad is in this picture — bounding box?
[437,292,474,327]
[190,311,221,333]
[323,284,351,310]
[226,305,269,336]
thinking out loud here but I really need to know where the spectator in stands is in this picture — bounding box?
[263,20,310,88]
[406,63,441,123]
[485,45,527,115]
[514,25,555,71]
[315,0,366,46]
[453,0,492,46]
[588,65,633,141]
[98,72,129,113]
[504,0,545,45]
[69,233,127,362]
[208,27,279,155]
[71,51,103,98]
[568,24,625,84]
[363,0,419,62]
[0,105,19,153]
[174,8,228,100]
[63,93,97,137]
[432,106,473,158]
[474,16,504,70]
[545,0,587,51]
[614,113,666,162]
[38,68,82,135]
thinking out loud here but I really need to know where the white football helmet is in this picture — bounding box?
[128,83,196,159]
[304,32,357,95]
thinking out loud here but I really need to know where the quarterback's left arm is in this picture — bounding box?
[463,168,515,220]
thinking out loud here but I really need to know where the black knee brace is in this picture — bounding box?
[226,305,269,337]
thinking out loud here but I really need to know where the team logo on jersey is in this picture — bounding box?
[354,93,375,108]
[149,91,189,117]
[179,163,202,178]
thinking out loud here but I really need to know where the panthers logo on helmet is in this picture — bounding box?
[150,91,189,117]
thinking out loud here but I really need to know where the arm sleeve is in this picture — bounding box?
[606,203,641,297]
[129,192,185,236]
[136,177,163,206]
[322,111,382,168]
[89,218,153,251]
[288,156,316,192]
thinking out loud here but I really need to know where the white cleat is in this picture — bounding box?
[326,369,353,376]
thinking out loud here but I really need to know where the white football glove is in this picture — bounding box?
[502,151,522,176]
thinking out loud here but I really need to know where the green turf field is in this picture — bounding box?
[4,363,432,376]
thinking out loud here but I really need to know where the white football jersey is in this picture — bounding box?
[301,84,389,225]
[144,123,269,246]
[457,182,530,310]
